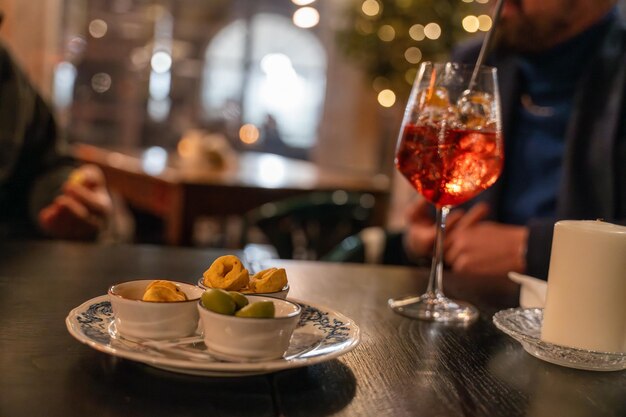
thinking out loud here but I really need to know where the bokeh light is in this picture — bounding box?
[239,124,260,144]
[361,0,381,17]
[177,137,194,158]
[151,51,172,73]
[53,61,77,108]
[256,154,286,188]
[478,15,492,31]
[377,24,395,41]
[293,7,320,28]
[141,146,168,175]
[409,24,425,41]
[462,15,480,33]
[292,0,315,5]
[404,47,422,64]
[149,71,171,100]
[424,23,441,40]
[91,73,112,93]
[377,89,396,107]
[88,19,108,38]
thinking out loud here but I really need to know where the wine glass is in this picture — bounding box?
[389,62,503,323]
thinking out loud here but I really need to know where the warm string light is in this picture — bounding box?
[377,89,396,107]
[404,47,422,64]
[423,23,441,40]
[351,0,486,107]
[370,16,440,106]
[462,14,492,32]
[477,15,492,31]
[293,7,319,28]
[377,25,395,41]
[409,24,425,41]
[361,0,381,17]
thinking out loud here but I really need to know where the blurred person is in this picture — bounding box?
[0,40,112,241]
[402,0,626,279]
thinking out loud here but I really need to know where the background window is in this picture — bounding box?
[203,13,327,154]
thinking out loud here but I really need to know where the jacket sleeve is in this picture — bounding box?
[26,93,75,225]
[525,218,557,280]
[0,43,75,235]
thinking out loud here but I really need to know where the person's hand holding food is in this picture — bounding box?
[38,164,112,240]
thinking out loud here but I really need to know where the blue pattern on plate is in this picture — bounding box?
[76,301,112,344]
[298,304,351,345]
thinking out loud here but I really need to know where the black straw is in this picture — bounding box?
[468,0,505,91]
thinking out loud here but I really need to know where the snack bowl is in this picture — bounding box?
[197,277,290,299]
[197,295,301,362]
[108,280,204,340]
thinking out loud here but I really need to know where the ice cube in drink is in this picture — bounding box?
[416,87,457,126]
[456,91,494,129]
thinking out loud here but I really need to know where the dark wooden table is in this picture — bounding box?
[1,240,624,417]
[74,144,390,246]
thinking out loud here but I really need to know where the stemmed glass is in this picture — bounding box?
[388,62,503,323]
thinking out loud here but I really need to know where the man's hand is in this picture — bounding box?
[444,218,528,278]
[403,198,466,260]
[38,165,112,240]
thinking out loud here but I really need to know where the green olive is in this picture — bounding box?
[201,289,236,315]
[228,291,249,310]
[234,301,275,318]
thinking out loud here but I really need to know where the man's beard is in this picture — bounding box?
[493,2,574,53]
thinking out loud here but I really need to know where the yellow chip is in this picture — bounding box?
[202,255,249,291]
[249,267,288,293]
[142,280,187,302]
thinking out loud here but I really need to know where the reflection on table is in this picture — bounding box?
[1,240,624,417]
[73,143,390,246]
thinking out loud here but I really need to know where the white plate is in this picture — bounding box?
[493,308,626,372]
[66,295,360,377]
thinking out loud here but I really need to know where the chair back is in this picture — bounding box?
[241,191,376,260]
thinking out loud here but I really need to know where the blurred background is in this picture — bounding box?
[1,0,500,258]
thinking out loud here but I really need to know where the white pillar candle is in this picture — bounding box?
[541,220,626,353]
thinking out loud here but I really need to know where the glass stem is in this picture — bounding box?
[426,206,450,297]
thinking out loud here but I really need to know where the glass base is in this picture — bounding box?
[388,293,479,323]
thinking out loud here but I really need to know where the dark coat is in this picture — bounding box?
[0,42,75,238]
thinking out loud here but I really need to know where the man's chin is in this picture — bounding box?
[494,17,546,54]
[494,26,531,53]
[501,0,522,21]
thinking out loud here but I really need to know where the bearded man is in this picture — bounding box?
[402,0,626,280]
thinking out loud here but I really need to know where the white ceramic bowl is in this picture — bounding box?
[196,277,289,299]
[108,280,204,340]
[197,295,301,362]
